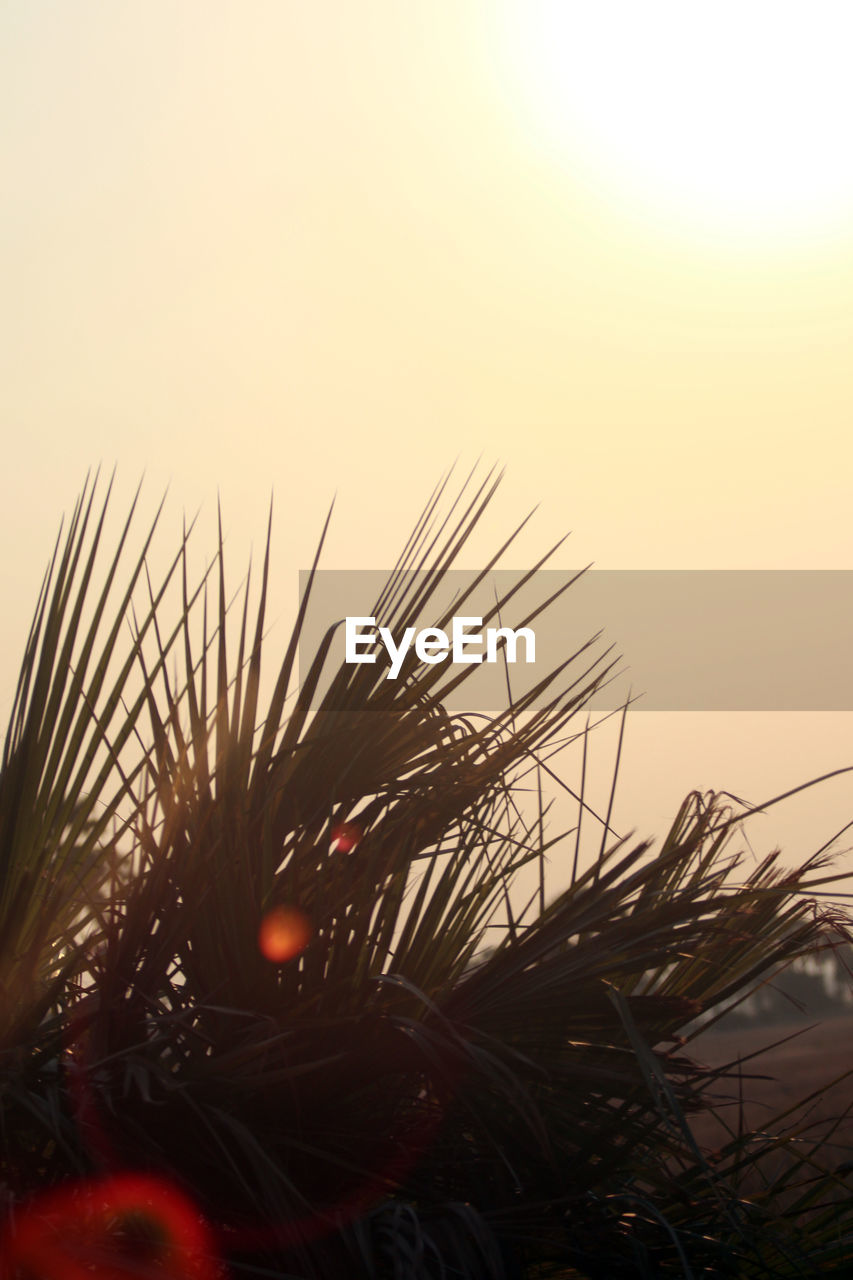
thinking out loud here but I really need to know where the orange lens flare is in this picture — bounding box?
[0,1173,218,1279]
[330,821,361,853]
[258,906,312,963]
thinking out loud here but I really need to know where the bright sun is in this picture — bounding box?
[505,2,853,242]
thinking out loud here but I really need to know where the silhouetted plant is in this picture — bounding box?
[1,468,852,1278]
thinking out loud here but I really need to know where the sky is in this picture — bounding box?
[1,2,851,888]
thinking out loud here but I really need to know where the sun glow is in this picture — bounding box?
[506,1,853,242]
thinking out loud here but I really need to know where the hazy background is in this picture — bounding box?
[2,2,851,888]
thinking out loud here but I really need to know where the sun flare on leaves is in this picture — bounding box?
[1,1175,218,1280]
[505,1,853,244]
[258,907,312,965]
[330,820,362,854]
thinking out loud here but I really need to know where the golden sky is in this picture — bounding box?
[1,3,851,880]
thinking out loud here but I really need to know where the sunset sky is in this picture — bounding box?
[2,2,851,879]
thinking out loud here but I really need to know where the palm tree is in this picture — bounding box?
[1,467,852,1279]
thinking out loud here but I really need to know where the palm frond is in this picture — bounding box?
[2,472,852,1280]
